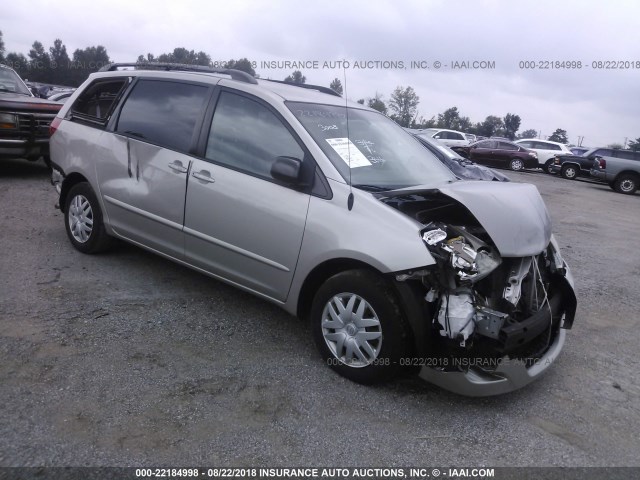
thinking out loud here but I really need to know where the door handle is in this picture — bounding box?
[192,170,215,183]
[168,161,188,173]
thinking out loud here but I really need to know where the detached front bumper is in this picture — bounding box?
[419,328,566,396]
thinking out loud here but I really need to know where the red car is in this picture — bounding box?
[452,139,538,171]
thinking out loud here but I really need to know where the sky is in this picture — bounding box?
[2,0,639,147]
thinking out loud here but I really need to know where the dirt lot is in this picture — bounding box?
[1,159,639,467]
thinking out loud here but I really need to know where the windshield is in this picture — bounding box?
[0,68,32,96]
[288,102,455,190]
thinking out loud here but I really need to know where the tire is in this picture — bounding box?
[544,160,555,174]
[509,158,524,171]
[613,174,638,195]
[64,182,113,254]
[310,269,411,384]
[561,164,578,180]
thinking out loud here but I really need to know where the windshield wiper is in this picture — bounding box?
[351,184,392,192]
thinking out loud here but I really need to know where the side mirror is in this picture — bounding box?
[271,156,302,184]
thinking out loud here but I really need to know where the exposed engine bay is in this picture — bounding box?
[379,189,576,370]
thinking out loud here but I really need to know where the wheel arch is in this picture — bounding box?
[296,258,426,357]
[614,170,640,181]
[60,172,90,213]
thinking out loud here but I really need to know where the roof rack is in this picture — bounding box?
[262,79,341,97]
[98,62,258,84]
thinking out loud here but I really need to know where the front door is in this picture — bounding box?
[184,91,310,302]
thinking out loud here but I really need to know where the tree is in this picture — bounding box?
[4,52,28,73]
[388,85,419,127]
[69,45,110,86]
[367,92,386,114]
[157,48,208,65]
[356,99,365,104]
[28,41,50,82]
[519,129,538,139]
[548,128,568,143]
[0,30,5,63]
[628,138,640,152]
[284,70,306,84]
[136,53,156,64]
[49,39,70,85]
[477,116,504,137]
[225,58,256,76]
[414,116,436,128]
[503,113,521,140]
[436,107,460,129]
[329,78,343,95]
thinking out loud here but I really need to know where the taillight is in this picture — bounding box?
[596,157,606,169]
[49,117,62,137]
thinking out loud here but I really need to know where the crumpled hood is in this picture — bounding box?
[438,181,552,257]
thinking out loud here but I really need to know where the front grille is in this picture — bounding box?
[17,112,56,138]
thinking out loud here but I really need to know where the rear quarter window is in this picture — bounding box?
[70,79,129,126]
[116,79,210,153]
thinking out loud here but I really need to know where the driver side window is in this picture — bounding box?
[206,92,304,179]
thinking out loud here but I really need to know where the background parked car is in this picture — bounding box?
[416,128,470,147]
[464,133,477,143]
[412,134,510,182]
[452,139,538,171]
[550,147,606,180]
[570,146,590,156]
[47,91,75,103]
[591,149,640,194]
[0,65,62,165]
[515,138,573,172]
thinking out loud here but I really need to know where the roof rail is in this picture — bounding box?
[262,79,341,97]
[98,62,258,84]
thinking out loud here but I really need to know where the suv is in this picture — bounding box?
[515,139,573,172]
[50,63,577,396]
[590,149,640,194]
[417,128,470,148]
[0,64,62,164]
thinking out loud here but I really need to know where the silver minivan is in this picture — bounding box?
[50,63,577,396]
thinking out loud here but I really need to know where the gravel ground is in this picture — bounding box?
[0,159,639,467]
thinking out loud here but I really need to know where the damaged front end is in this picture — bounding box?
[379,183,576,396]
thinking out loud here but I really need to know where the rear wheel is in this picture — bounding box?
[64,182,113,254]
[561,164,578,180]
[613,174,638,194]
[310,269,411,384]
[509,158,524,171]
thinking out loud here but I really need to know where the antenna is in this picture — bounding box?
[343,65,354,211]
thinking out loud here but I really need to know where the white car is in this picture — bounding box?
[515,139,573,173]
[417,128,470,148]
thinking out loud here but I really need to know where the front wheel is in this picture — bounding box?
[509,158,524,171]
[310,269,411,384]
[613,174,638,194]
[561,164,578,180]
[64,182,113,253]
[544,160,555,174]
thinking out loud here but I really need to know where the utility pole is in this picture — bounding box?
[623,137,628,149]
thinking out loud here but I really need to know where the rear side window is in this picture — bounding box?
[518,141,533,148]
[498,142,518,151]
[616,150,639,161]
[206,91,304,179]
[594,149,614,157]
[70,79,128,125]
[116,79,209,153]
